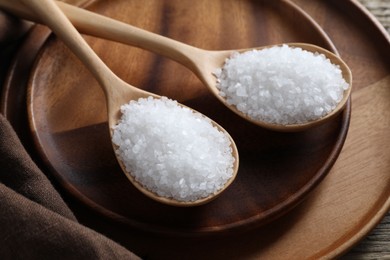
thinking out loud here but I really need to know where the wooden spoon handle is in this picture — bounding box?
[0,0,199,68]
[16,0,117,95]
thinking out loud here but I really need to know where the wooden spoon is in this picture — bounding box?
[17,0,239,207]
[0,0,352,132]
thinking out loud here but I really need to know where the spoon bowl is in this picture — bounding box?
[17,0,239,207]
[0,0,352,132]
[196,43,352,132]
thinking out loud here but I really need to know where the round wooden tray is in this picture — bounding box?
[1,0,389,258]
[28,0,350,235]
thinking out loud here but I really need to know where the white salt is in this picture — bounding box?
[215,44,349,125]
[112,97,235,202]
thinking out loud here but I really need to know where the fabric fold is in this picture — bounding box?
[0,114,140,259]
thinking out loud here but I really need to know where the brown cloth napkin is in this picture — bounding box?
[0,114,140,259]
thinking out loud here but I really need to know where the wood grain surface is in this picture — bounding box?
[343,1,390,258]
[0,0,389,259]
[24,0,352,236]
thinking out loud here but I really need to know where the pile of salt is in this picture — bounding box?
[112,97,235,202]
[215,44,349,125]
